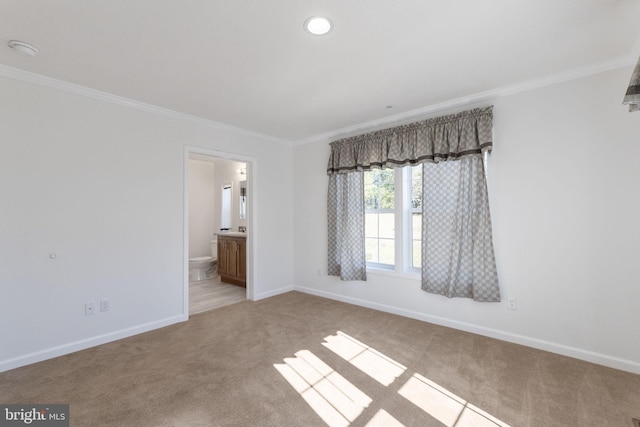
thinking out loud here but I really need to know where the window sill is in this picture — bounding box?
[366,267,421,282]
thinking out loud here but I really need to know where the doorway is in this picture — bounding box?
[184,146,255,316]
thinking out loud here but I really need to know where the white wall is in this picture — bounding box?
[0,75,294,372]
[292,66,640,374]
[3,64,638,375]
[188,159,216,258]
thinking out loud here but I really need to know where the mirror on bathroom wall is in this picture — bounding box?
[221,182,232,230]
[239,180,247,220]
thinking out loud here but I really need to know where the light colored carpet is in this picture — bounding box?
[189,276,246,315]
[1,291,639,426]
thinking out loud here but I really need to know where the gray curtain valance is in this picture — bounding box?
[327,106,493,175]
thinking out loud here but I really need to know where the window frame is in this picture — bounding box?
[404,166,422,274]
[364,207,396,270]
[364,166,421,276]
[364,168,396,270]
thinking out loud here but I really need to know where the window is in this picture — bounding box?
[363,153,491,276]
[408,165,422,271]
[327,106,498,298]
[364,169,395,268]
[364,165,422,273]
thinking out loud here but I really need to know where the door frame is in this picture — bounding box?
[183,145,257,317]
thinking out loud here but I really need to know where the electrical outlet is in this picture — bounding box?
[100,299,110,312]
[507,298,517,310]
[85,302,96,316]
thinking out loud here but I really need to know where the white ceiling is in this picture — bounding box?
[2,1,639,144]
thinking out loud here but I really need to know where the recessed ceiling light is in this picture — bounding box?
[8,40,39,57]
[304,16,333,36]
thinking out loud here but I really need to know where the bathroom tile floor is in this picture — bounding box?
[189,276,246,315]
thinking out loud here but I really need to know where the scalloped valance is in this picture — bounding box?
[327,106,493,175]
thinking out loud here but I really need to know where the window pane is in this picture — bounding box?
[365,238,379,263]
[411,165,422,209]
[379,213,395,239]
[365,213,379,238]
[412,240,421,269]
[379,239,395,265]
[364,169,394,209]
[378,169,395,209]
[412,213,422,269]
[412,213,421,240]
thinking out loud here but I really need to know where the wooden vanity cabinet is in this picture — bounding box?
[217,235,246,287]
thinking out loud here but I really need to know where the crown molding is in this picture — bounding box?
[296,55,636,145]
[1,54,633,149]
[0,64,293,147]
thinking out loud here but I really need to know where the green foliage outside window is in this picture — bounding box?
[411,165,422,209]
[364,168,394,209]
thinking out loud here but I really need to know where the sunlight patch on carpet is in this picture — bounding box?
[398,373,510,427]
[364,409,404,426]
[274,349,372,427]
[322,331,406,386]
[275,331,510,427]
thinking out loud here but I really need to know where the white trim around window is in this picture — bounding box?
[364,166,421,278]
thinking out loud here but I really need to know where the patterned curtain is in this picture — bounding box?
[326,106,499,300]
[327,172,367,281]
[421,157,500,302]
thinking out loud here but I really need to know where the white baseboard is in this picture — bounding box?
[0,314,187,373]
[1,284,293,373]
[294,286,640,375]
[253,285,294,301]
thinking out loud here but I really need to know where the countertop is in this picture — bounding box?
[215,232,247,238]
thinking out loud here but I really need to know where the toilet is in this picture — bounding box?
[189,239,218,282]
